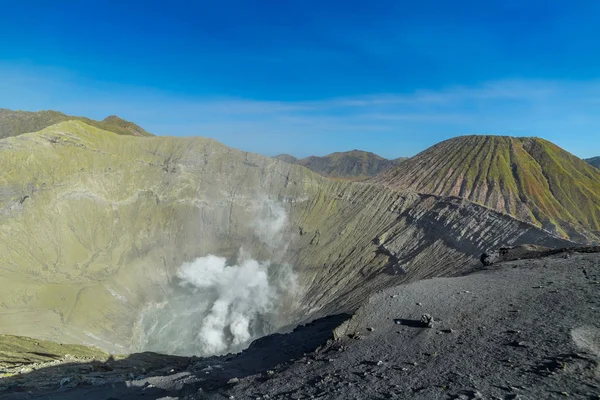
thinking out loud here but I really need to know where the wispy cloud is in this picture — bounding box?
[1,63,600,158]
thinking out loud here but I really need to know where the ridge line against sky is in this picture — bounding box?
[1,1,600,158]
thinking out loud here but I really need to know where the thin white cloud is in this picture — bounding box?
[1,63,599,158]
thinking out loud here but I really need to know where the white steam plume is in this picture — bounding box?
[254,200,288,249]
[134,199,298,356]
[176,255,275,354]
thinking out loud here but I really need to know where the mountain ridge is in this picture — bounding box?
[586,156,600,169]
[275,149,406,180]
[0,108,153,139]
[376,135,600,243]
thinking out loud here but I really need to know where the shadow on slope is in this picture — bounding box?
[0,314,351,400]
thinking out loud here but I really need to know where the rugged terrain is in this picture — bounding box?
[377,135,600,243]
[275,150,405,180]
[587,157,600,169]
[1,248,598,399]
[0,112,598,399]
[0,109,152,139]
[0,120,572,356]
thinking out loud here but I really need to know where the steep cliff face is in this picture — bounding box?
[377,135,600,243]
[0,122,572,355]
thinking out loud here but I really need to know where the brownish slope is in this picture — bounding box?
[276,150,405,180]
[376,135,600,243]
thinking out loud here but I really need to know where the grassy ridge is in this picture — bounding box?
[378,135,600,242]
[0,334,109,370]
[0,109,152,139]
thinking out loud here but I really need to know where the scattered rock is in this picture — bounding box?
[348,332,362,340]
[376,360,384,366]
[367,327,375,332]
[509,340,528,348]
[227,377,240,384]
[58,376,79,388]
[420,314,434,328]
[457,389,484,399]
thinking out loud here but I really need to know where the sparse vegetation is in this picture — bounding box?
[0,109,153,139]
[378,135,600,242]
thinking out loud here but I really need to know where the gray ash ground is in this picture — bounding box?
[2,251,599,400]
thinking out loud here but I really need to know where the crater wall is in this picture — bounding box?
[0,121,573,354]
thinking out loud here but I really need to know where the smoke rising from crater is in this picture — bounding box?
[134,200,298,356]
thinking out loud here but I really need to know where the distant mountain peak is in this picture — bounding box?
[274,154,298,163]
[275,149,405,181]
[585,156,600,169]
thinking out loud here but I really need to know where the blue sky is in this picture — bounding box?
[1,0,599,158]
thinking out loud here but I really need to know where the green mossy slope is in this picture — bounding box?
[0,335,109,371]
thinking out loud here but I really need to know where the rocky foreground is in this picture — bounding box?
[1,248,599,400]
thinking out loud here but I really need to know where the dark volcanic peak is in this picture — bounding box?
[376,135,600,243]
[277,149,403,180]
[586,156,600,169]
[0,108,152,139]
